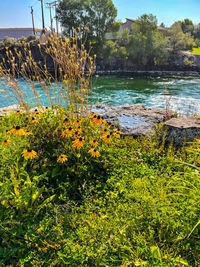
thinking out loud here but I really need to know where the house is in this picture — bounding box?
[119,18,136,34]
[105,18,168,41]
[0,28,41,41]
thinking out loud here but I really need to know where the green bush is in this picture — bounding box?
[0,109,200,266]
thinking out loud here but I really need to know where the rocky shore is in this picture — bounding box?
[1,104,200,146]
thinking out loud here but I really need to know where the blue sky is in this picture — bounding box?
[0,0,199,29]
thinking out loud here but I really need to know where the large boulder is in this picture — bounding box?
[92,104,167,137]
[163,117,200,147]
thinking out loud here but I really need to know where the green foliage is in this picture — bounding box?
[57,0,117,54]
[126,14,168,66]
[181,19,194,35]
[26,35,36,42]
[184,57,194,66]
[191,47,200,55]
[102,40,118,64]
[169,22,195,53]
[1,110,200,266]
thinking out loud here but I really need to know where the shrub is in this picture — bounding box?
[26,35,36,42]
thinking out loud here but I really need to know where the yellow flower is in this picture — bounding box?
[89,139,98,147]
[22,149,37,159]
[88,148,100,158]
[89,112,96,119]
[34,109,40,116]
[61,127,73,138]
[103,134,111,143]
[16,110,23,115]
[14,126,25,136]
[25,130,33,136]
[73,130,81,139]
[57,154,68,163]
[72,137,85,149]
[113,132,121,138]
[30,117,37,124]
[101,128,109,136]
[75,119,81,127]
[113,128,122,134]
[63,117,69,124]
[92,115,102,126]
[44,106,50,111]
[2,139,10,146]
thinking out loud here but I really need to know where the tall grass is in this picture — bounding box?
[0,32,96,117]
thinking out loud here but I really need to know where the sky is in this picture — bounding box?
[0,0,199,29]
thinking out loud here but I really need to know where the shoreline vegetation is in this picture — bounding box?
[0,33,200,266]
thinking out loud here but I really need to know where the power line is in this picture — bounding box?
[51,1,59,34]
[38,0,45,33]
[30,6,36,35]
[46,2,54,32]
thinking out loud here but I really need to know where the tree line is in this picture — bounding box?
[57,0,198,67]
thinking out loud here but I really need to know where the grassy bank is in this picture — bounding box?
[191,47,200,55]
[0,109,200,266]
[0,33,200,267]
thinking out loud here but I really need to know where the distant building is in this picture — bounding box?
[105,18,168,41]
[119,18,136,34]
[0,28,41,41]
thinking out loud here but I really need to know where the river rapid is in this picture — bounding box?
[0,74,200,116]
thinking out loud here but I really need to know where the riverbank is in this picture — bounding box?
[95,70,200,76]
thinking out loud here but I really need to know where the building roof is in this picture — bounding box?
[0,28,41,32]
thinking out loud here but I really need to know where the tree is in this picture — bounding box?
[127,14,168,66]
[57,0,117,54]
[181,19,194,35]
[169,22,195,53]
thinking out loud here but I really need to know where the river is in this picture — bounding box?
[0,74,200,116]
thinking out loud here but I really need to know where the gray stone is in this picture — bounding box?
[163,117,200,147]
[92,104,167,137]
[0,104,20,116]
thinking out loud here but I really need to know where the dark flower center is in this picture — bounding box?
[107,135,110,138]
[93,115,97,118]
[27,149,32,152]
[4,140,7,143]
[79,137,83,141]
[61,156,63,158]
[93,140,96,143]
[32,117,35,120]
[97,115,100,120]
[104,129,107,132]
[34,109,38,112]
[94,149,96,152]
[45,106,48,109]
[16,126,20,130]
[69,127,72,131]
[76,120,79,123]
[64,118,68,122]
[75,131,78,135]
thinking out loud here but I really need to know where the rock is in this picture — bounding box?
[163,117,200,147]
[92,104,167,137]
[0,104,20,116]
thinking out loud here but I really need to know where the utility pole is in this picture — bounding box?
[38,0,45,33]
[30,6,36,35]
[46,2,53,32]
[52,1,59,35]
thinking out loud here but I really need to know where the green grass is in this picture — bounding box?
[0,110,200,266]
[191,47,200,55]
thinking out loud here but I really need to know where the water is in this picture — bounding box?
[118,116,148,127]
[0,75,200,116]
